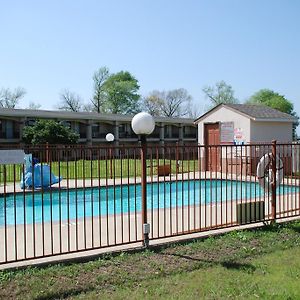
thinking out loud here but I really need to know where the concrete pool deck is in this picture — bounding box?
[1,171,299,195]
[0,171,241,194]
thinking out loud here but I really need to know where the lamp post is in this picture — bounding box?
[106,133,115,179]
[131,112,155,248]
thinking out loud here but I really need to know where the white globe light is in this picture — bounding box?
[105,133,115,142]
[131,112,155,135]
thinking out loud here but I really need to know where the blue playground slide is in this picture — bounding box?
[21,163,62,189]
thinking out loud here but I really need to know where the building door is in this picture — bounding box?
[204,123,220,171]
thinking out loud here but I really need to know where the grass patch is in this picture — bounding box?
[97,248,300,300]
[0,221,300,299]
[0,159,198,183]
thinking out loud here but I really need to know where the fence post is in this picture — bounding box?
[271,140,277,223]
[46,142,49,163]
[175,142,179,173]
[141,135,149,247]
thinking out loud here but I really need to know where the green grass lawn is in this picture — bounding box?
[0,159,198,183]
[96,247,300,300]
[1,221,300,299]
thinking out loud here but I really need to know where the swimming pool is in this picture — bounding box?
[0,179,298,225]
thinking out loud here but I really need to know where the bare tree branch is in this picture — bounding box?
[202,80,238,106]
[58,89,83,112]
[91,67,110,113]
[26,102,41,110]
[0,87,26,108]
[142,90,165,116]
[142,89,193,118]
[161,89,192,117]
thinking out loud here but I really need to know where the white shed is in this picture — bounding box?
[195,104,296,145]
[194,104,297,173]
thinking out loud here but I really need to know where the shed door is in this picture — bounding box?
[204,123,220,171]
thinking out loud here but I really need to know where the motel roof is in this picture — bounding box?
[0,108,195,125]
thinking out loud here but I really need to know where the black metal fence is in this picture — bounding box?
[0,142,299,266]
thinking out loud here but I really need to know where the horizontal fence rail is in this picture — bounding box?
[0,142,299,266]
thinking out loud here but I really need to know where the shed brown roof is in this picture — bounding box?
[194,104,297,123]
[225,104,296,120]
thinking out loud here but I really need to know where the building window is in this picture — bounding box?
[119,123,134,138]
[92,124,100,138]
[171,125,179,138]
[26,119,36,126]
[184,126,197,138]
[60,120,71,128]
[0,120,4,138]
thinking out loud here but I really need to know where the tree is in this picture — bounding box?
[0,87,26,108]
[102,71,140,114]
[202,80,238,106]
[22,119,79,145]
[82,103,94,112]
[142,88,193,118]
[26,102,41,110]
[58,89,83,112]
[90,67,141,114]
[186,102,202,119]
[92,67,110,113]
[161,89,192,117]
[247,89,293,113]
[142,91,165,116]
[247,89,299,139]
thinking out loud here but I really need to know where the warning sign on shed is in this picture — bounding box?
[220,122,234,144]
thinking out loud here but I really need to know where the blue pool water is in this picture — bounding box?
[0,180,298,225]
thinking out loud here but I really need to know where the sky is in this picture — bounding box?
[0,0,299,127]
